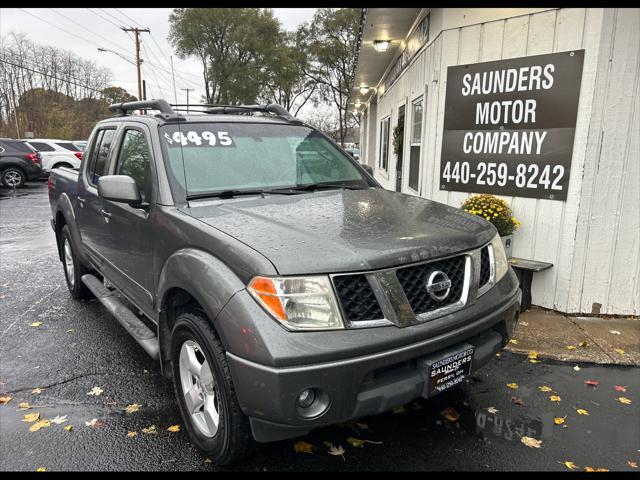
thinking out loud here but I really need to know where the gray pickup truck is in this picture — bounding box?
[48,99,521,464]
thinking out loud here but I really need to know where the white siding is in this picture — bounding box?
[364,7,640,314]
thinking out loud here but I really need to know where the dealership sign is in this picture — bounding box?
[440,50,584,201]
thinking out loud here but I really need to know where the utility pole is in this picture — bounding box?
[122,26,150,113]
[181,88,194,112]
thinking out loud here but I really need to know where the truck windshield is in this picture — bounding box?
[159,122,370,198]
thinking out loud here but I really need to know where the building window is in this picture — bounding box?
[408,97,423,192]
[379,116,390,172]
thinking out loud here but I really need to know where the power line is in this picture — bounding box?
[0,58,106,94]
[114,8,143,28]
[87,8,122,29]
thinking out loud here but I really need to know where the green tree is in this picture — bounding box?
[261,30,316,115]
[101,86,137,105]
[168,8,282,105]
[301,8,361,145]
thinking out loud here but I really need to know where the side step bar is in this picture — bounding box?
[81,274,159,360]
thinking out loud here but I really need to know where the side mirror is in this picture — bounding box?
[97,175,141,205]
[361,164,374,176]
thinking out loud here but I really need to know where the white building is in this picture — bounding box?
[352,8,639,315]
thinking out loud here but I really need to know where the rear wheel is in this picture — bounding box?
[1,168,26,188]
[171,311,253,465]
[61,225,92,299]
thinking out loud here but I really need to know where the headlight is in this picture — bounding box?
[248,276,345,331]
[490,233,509,282]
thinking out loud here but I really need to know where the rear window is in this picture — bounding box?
[28,141,55,152]
[0,140,35,153]
[55,142,80,152]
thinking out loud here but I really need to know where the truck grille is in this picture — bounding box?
[396,255,467,315]
[333,274,384,322]
[479,246,491,287]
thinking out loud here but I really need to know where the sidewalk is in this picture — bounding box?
[506,307,640,366]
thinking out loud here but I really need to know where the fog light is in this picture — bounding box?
[297,389,316,408]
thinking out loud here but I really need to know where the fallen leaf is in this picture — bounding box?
[167,424,181,432]
[293,441,314,453]
[617,397,632,405]
[538,385,553,392]
[86,386,103,396]
[31,388,44,395]
[486,407,499,414]
[392,405,406,414]
[18,402,31,410]
[0,395,12,405]
[85,418,102,427]
[204,458,213,464]
[509,339,519,345]
[614,348,625,355]
[529,359,541,363]
[66,329,75,333]
[440,406,460,422]
[609,330,621,335]
[29,419,51,432]
[563,461,579,470]
[585,380,599,387]
[521,436,542,448]
[127,431,138,438]
[567,345,577,350]
[614,385,627,392]
[576,408,589,416]
[507,382,519,389]
[142,425,157,434]
[495,352,501,357]
[410,401,422,410]
[326,443,346,460]
[30,322,43,327]
[124,404,141,414]
[573,365,581,371]
[595,468,609,472]
[520,321,529,326]
[579,341,589,348]
[511,396,525,406]
[584,467,595,472]
[628,461,638,468]
[346,437,383,448]
[22,412,40,423]
[528,351,539,360]
[549,395,562,402]
[355,421,371,431]
[36,467,46,472]
[554,416,567,425]
[64,425,73,432]
[50,415,68,424]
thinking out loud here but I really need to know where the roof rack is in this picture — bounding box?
[109,99,183,121]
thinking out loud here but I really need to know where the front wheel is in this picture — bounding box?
[171,311,253,465]
[1,168,26,188]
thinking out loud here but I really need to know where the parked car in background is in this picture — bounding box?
[24,139,83,174]
[0,138,43,188]
[344,147,360,160]
[72,140,88,151]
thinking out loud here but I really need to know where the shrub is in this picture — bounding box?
[461,194,521,236]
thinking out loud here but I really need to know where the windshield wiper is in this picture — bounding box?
[187,188,301,200]
[271,183,368,193]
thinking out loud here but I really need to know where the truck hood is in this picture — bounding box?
[185,188,496,275]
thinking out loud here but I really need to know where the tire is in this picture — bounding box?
[60,225,92,299]
[1,168,26,188]
[171,311,253,465]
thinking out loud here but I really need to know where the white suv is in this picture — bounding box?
[23,139,83,173]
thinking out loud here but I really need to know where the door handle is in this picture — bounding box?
[99,208,112,222]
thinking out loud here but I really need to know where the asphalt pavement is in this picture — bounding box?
[1,182,639,472]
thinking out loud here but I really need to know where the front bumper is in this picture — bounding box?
[224,273,521,442]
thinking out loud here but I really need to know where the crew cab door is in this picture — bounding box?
[77,127,118,262]
[98,126,155,315]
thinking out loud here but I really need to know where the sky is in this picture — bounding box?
[0,8,317,106]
